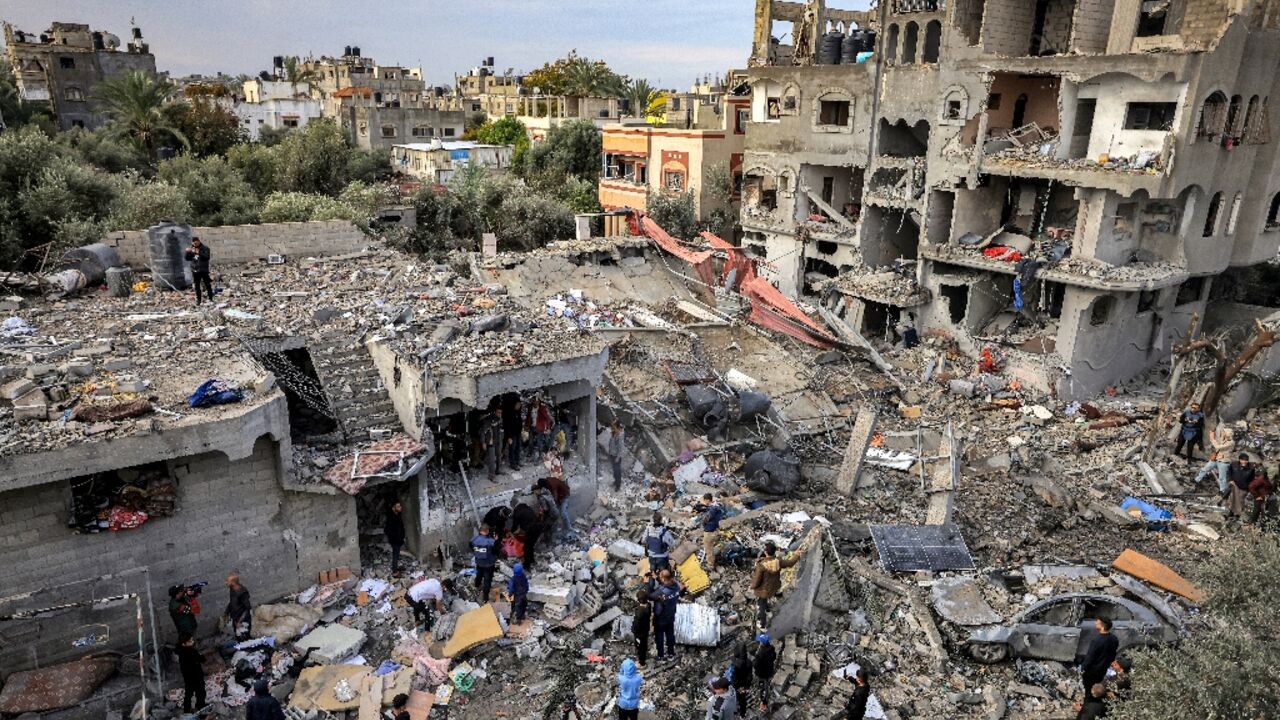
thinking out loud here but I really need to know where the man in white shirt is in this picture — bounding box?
[407,577,444,630]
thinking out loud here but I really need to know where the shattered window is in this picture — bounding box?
[945,100,962,120]
[1123,102,1177,131]
[819,100,851,127]
[68,462,177,534]
[1089,296,1114,326]
[736,108,749,133]
[59,56,75,69]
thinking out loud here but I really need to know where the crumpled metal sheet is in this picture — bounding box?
[673,603,720,647]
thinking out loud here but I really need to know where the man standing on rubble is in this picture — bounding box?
[511,497,542,570]
[1248,465,1274,525]
[845,667,871,720]
[505,398,524,471]
[1195,419,1237,493]
[632,586,653,668]
[706,677,737,720]
[527,397,553,456]
[184,237,214,306]
[608,420,626,490]
[752,633,778,714]
[1173,402,1206,462]
[176,633,206,714]
[648,568,683,663]
[482,408,503,481]
[693,493,724,570]
[471,524,498,602]
[1080,617,1119,697]
[385,501,407,576]
[751,540,800,626]
[223,572,251,641]
[643,513,677,572]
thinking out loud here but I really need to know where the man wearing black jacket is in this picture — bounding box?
[753,633,778,714]
[1076,683,1109,720]
[632,586,652,668]
[223,572,251,641]
[510,498,542,570]
[175,633,205,714]
[647,569,683,663]
[184,237,213,306]
[1080,617,1120,696]
[846,667,871,720]
[385,501,407,575]
[245,678,285,720]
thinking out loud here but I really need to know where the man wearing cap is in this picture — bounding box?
[753,633,778,714]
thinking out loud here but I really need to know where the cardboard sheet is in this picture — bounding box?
[289,665,371,711]
[406,689,434,720]
[442,603,504,657]
[677,553,710,595]
[357,675,381,720]
[1111,549,1205,603]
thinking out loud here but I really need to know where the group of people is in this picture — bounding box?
[478,397,576,482]
[1179,404,1277,526]
[168,572,262,716]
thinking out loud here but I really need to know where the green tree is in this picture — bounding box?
[157,155,259,226]
[700,163,738,239]
[58,126,148,174]
[274,119,385,195]
[94,70,189,162]
[1111,533,1280,720]
[623,79,666,120]
[282,57,318,97]
[462,110,488,140]
[646,188,698,241]
[523,52,624,97]
[520,118,601,188]
[557,175,601,214]
[474,116,530,151]
[108,176,192,230]
[0,58,55,131]
[18,156,122,251]
[173,97,246,158]
[257,125,292,147]
[226,142,280,197]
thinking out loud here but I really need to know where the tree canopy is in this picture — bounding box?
[522,52,624,97]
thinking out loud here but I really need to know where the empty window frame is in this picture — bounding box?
[1123,102,1176,131]
[1203,192,1223,237]
[819,99,851,126]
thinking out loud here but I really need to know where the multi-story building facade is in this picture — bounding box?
[2,21,157,130]
[236,79,322,141]
[599,82,749,225]
[741,0,1280,400]
[301,48,465,151]
[455,57,526,117]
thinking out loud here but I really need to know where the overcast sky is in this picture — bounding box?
[2,0,871,89]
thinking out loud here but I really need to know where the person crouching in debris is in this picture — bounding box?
[751,540,799,626]
[647,568,683,663]
[693,493,724,570]
[246,677,285,720]
[539,470,573,537]
[608,420,626,490]
[506,562,529,624]
[752,633,778,714]
[846,667,871,720]
[533,484,561,543]
[729,642,753,709]
[482,408,504,481]
[385,501,407,575]
[184,236,214,306]
[511,496,542,570]
[176,633,206,714]
[616,657,643,720]
[1174,402,1206,462]
[483,504,512,555]
[632,586,653,668]
[223,572,252,641]
[706,677,737,720]
[643,513,676,572]
[407,577,444,631]
[471,524,498,602]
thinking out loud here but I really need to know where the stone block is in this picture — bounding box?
[2,378,36,399]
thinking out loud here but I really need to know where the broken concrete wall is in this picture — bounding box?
[980,0,1037,56]
[1071,0,1120,53]
[369,340,429,441]
[1074,72,1186,161]
[0,434,359,677]
[103,220,370,268]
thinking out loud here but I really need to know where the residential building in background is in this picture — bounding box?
[236,79,322,141]
[2,21,157,130]
[740,0,1280,400]
[391,140,514,184]
[599,75,748,227]
[455,57,525,117]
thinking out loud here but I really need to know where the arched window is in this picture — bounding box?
[1226,94,1244,138]
[1243,95,1261,137]
[886,24,900,64]
[1197,92,1228,139]
[1266,192,1280,229]
[922,21,942,64]
[1203,192,1223,237]
[1226,193,1243,235]
[902,22,919,64]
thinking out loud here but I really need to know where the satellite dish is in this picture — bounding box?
[103,33,121,50]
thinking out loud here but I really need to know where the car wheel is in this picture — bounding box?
[968,642,1010,664]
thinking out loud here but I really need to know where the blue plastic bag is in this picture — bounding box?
[187,379,244,408]
[1119,496,1172,531]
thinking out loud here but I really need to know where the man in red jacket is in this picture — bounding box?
[1248,467,1274,525]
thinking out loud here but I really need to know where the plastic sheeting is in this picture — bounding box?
[188,379,244,408]
[641,217,716,288]
[673,602,720,647]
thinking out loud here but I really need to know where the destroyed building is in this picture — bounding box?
[2,21,158,131]
[743,0,1280,399]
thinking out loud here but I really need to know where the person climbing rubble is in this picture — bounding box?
[407,576,444,631]
[1195,419,1236,493]
[647,568,683,664]
[693,493,724,570]
[608,420,626,490]
[631,586,652,668]
[750,540,799,626]
[1173,403,1206,462]
[752,633,778,714]
[705,677,737,720]
[506,562,529,624]
[615,657,643,720]
[223,572,251,641]
[384,501,407,576]
[643,513,676,572]
[471,524,498,602]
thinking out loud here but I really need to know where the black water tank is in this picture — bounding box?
[862,29,878,53]
[344,45,352,56]
[818,32,844,65]
[132,27,142,39]
[92,32,104,50]
[352,46,361,56]
[486,56,494,66]
[841,32,859,64]
[146,221,194,290]
[273,55,283,68]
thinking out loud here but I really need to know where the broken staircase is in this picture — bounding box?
[309,333,402,441]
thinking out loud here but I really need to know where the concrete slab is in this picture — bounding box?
[295,624,367,664]
[930,576,1002,626]
[836,408,878,495]
[442,604,504,657]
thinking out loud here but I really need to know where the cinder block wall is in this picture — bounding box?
[1071,0,1118,54]
[981,0,1037,56]
[0,436,358,676]
[103,220,371,269]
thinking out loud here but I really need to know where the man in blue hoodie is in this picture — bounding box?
[471,524,498,603]
[616,657,643,720]
[693,493,724,569]
[647,568,683,663]
[506,562,529,624]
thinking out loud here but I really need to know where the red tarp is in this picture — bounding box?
[640,217,716,288]
[700,231,757,290]
[740,276,839,349]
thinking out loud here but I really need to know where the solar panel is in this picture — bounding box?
[870,523,976,572]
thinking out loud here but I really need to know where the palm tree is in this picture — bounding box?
[624,79,665,120]
[564,59,623,98]
[94,70,188,162]
[282,56,318,97]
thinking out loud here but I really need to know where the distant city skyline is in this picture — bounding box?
[0,1,879,89]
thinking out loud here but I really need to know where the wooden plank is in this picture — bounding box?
[357,674,381,720]
[836,408,879,495]
[1111,549,1205,603]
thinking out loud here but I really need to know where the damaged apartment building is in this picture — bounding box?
[742,0,1280,399]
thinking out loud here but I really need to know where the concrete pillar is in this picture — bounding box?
[585,392,598,492]
[753,0,775,64]
[1106,0,1141,55]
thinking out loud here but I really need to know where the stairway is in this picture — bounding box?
[308,333,403,441]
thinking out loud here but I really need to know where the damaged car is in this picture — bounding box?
[967,592,1177,664]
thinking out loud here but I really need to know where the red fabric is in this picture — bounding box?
[1249,474,1273,500]
[740,277,838,349]
[700,231,757,290]
[982,246,1022,262]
